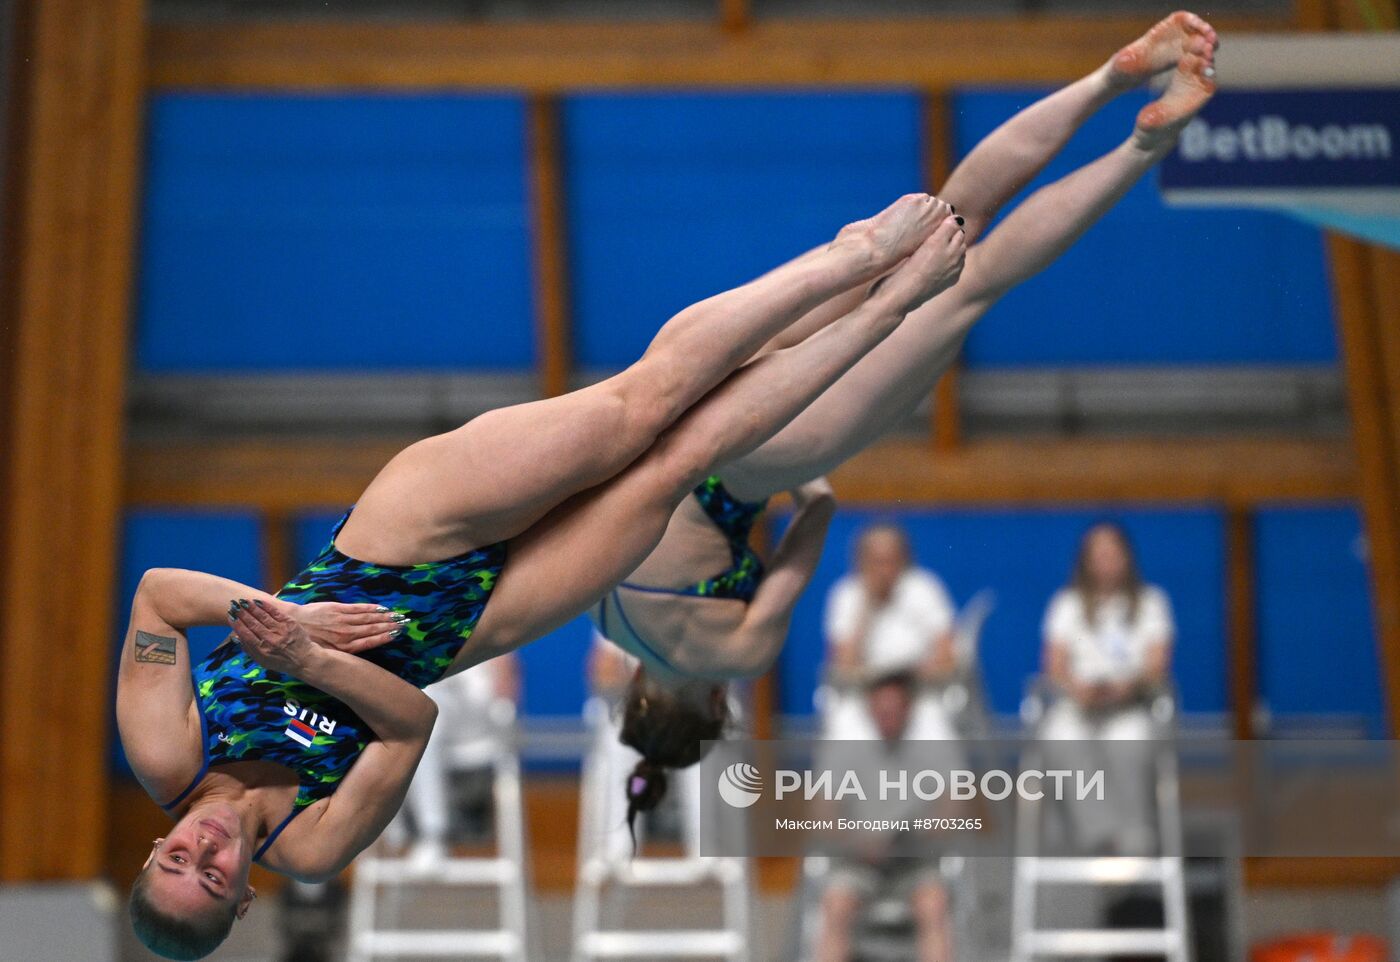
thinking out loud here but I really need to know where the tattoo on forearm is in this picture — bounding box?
[134,630,178,665]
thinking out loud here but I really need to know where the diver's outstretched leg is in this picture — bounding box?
[338,194,948,562]
[716,51,1217,499]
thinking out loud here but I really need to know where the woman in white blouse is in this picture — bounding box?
[1040,521,1175,853]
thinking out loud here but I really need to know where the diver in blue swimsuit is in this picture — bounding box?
[117,191,969,958]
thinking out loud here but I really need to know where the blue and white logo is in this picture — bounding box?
[1161,89,1400,192]
[717,762,764,809]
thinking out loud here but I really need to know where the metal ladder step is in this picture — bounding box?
[1022,928,1180,956]
[578,930,746,958]
[596,857,743,887]
[356,856,518,886]
[353,930,523,957]
[1023,857,1173,884]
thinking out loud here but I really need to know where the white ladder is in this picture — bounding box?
[571,697,752,962]
[348,701,531,962]
[1011,691,1190,962]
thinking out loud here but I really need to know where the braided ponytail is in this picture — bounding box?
[618,671,729,849]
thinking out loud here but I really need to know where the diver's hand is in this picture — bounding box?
[229,598,322,676]
[285,601,404,653]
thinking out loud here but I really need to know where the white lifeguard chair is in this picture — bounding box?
[795,589,996,961]
[1011,681,1190,962]
[347,669,532,962]
[571,694,753,962]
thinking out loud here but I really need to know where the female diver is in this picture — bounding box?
[585,13,1220,825]
[117,191,967,958]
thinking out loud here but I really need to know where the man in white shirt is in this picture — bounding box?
[816,671,954,962]
[823,523,959,740]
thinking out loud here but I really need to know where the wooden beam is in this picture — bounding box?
[1226,509,1258,740]
[923,88,963,452]
[1246,857,1400,888]
[1328,234,1400,737]
[127,435,1357,512]
[527,95,572,399]
[719,0,751,35]
[0,0,145,881]
[1368,247,1400,483]
[932,367,962,453]
[829,436,1356,507]
[261,510,298,592]
[147,15,1293,92]
[1294,0,1335,28]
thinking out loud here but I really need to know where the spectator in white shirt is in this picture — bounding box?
[817,671,953,962]
[823,523,958,740]
[1040,521,1175,854]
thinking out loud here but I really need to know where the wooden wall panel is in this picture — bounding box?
[127,435,1358,512]
[147,15,1291,92]
[0,0,145,880]
[1329,235,1400,737]
[528,95,573,399]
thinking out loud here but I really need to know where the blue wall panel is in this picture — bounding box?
[1256,506,1385,733]
[776,506,1228,719]
[295,513,590,719]
[112,511,265,773]
[137,94,534,372]
[564,91,924,369]
[951,89,1335,367]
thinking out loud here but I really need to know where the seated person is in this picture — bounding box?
[823,522,959,740]
[401,654,520,872]
[1039,521,1175,855]
[817,671,953,962]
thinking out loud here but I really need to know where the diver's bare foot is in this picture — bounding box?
[832,193,954,271]
[1109,11,1216,90]
[1134,51,1217,152]
[868,214,966,313]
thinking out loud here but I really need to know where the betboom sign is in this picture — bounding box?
[1160,89,1400,192]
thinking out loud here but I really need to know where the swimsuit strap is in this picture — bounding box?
[253,805,303,863]
[606,588,685,674]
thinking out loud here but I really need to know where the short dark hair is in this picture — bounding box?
[129,864,236,961]
[618,672,730,847]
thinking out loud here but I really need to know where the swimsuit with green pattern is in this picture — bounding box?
[161,510,506,862]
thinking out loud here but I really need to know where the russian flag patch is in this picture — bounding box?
[284,718,317,748]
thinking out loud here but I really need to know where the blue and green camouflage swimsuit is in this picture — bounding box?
[595,476,768,671]
[160,510,505,862]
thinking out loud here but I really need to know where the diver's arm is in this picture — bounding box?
[226,600,439,879]
[729,478,837,675]
[268,729,435,882]
[228,600,437,743]
[141,567,400,648]
[115,571,206,802]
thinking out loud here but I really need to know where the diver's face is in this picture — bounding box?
[144,804,255,919]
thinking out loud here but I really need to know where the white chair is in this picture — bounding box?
[347,680,532,962]
[796,590,996,961]
[571,696,753,962]
[1011,679,1190,962]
